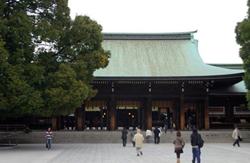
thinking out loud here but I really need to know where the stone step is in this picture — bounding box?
[2,130,250,144]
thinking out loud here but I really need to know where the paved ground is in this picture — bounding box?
[0,143,249,163]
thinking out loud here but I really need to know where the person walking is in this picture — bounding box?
[173,131,185,163]
[24,125,31,134]
[188,117,192,131]
[121,127,128,147]
[133,129,144,156]
[146,129,152,143]
[45,127,53,150]
[190,128,202,163]
[232,126,242,147]
[154,126,160,144]
[130,127,136,147]
[170,117,173,133]
[164,117,168,133]
[158,127,162,144]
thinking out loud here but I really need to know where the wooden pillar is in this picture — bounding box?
[82,104,86,130]
[138,106,141,129]
[196,102,202,130]
[76,107,84,131]
[173,100,180,130]
[180,96,185,131]
[52,116,57,131]
[109,97,116,131]
[106,100,110,130]
[204,97,210,130]
[146,98,152,130]
[57,116,61,130]
[225,97,234,122]
[60,116,64,130]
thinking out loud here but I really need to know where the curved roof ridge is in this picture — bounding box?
[103,30,197,40]
[103,30,197,36]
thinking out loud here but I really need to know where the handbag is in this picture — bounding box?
[238,136,242,141]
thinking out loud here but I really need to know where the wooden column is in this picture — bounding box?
[204,97,210,130]
[138,106,141,129]
[57,116,62,130]
[60,116,64,130]
[109,97,116,131]
[196,102,202,130]
[225,97,234,123]
[146,98,152,130]
[180,96,185,131]
[76,107,84,131]
[52,116,57,131]
[82,104,86,130]
[173,100,180,130]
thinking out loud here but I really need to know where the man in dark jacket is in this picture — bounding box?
[190,128,202,163]
[121,127,128,147]
[154,126,160,144]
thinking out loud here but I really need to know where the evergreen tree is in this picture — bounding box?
[235,0,250,109]
[0,0,110,116]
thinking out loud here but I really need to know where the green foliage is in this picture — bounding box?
[235,0,250,110]
[0,0,110,116]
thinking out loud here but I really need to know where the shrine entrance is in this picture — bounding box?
[116,101,141,129]
[152,101,174,128]
[184,103,197,130]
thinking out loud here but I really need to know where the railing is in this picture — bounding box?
[0,132,21,146]
[0,125,26,131]
[235,123,250,130]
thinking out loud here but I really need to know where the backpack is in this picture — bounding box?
[198,134,204,148]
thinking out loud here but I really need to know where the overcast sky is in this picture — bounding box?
[68,0,248,64]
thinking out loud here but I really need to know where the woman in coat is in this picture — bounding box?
[133,129,144,156]
[173,131,185,163]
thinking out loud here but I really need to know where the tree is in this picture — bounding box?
[235,0,250,110]
[0,0,110,116]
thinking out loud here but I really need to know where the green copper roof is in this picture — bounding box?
[94,32,244,78]
[208,64,243,70]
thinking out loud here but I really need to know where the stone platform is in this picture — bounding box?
[1,130,250,144]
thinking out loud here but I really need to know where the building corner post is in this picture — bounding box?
[180,95,185,131]
[205,96,210,130]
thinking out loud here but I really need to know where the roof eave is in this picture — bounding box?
[93,73,244,81]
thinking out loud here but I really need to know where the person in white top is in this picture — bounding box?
[146,129,152,143]
[232,126,242,147]
[158,127,162,144]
